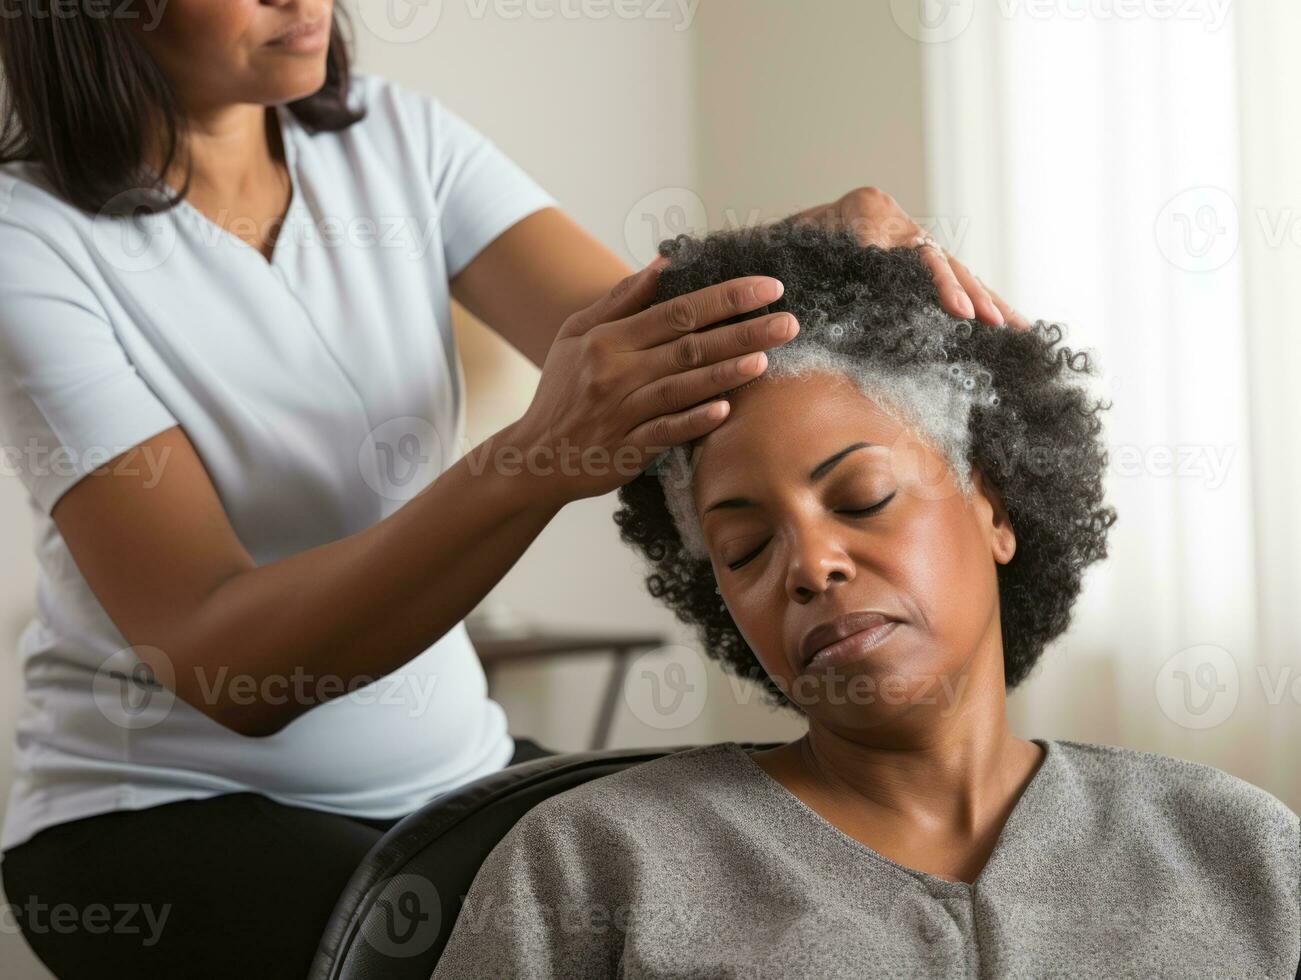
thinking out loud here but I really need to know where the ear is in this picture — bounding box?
[972,465,1016,565]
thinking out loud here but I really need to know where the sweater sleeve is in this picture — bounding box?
[429,799,627,980]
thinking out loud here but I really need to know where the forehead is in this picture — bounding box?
[690,372,908,489]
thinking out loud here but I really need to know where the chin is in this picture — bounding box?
[786,657,964,721]
[255,64,329,106]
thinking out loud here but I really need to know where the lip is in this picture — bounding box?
[267,17,329,52]
[798,610,902,672]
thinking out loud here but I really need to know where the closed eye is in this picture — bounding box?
[836,490,897,517]
[725,491,896,571]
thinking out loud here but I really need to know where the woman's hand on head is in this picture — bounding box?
[788,186,1031,330]
[508,259,800,504]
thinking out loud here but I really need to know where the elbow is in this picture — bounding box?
[218,711,292,739]
[209,701,297,739]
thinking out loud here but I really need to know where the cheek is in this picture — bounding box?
[899,498,999,643]
[717,576,791,680]
[154,0,257,58]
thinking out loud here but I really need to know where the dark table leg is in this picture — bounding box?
[590,647,634,751]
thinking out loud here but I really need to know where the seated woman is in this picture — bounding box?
[430,224,1300,979]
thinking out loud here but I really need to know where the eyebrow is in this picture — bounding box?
[700,441,877,516]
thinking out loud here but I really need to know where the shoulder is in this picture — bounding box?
[0,166,107,310]
[0,161,96,251]
[502,743,746,847]
[326,72,472,163]
[1049,738,1299,853]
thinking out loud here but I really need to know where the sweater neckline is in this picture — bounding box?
[721,737,1056,896]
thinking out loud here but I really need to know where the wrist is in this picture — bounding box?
[462,419,577,515]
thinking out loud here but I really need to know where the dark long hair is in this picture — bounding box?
[0,1,366,214]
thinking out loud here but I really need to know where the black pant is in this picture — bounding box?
[0,736,558,980]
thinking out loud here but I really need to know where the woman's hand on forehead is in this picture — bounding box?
[787,186,1031,331]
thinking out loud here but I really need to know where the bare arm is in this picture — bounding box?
[55,420,566,737]
[450,207,632,368]
[55,246,797,737]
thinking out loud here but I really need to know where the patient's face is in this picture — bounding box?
[690,372,1016,731]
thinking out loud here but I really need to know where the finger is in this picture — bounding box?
[986,287,1031,330]
[917,245,975,320]
[947,255,1004,326]
[623,351,768,423]
[625,399,731,457]
[601,275,785,351]
[560,256,668,338]
[643,312,798,386]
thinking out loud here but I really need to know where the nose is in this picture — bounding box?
[783,522,856,603]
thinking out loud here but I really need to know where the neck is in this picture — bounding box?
[796,638,1030,836]
[158,102,285,206]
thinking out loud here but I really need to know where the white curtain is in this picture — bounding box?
[916,0,1301,807]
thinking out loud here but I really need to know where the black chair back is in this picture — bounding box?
[309,741,782,980]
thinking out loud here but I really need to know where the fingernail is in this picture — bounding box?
[957,294,976,319]
[739,352,767,375]
[769,314,798,341]
[706,400,730,420]
[754,278,784,303]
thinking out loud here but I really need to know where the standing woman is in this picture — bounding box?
[0,1,1018,976]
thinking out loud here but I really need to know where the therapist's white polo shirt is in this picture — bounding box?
[0,73,558,851]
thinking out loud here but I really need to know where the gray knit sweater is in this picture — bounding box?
[430,738,1300,979]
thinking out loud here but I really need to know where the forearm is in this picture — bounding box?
[174,421,562,736]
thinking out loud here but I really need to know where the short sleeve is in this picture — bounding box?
[425,97,559,279]
[429,803,624,980]
[0,221,178,515]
